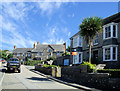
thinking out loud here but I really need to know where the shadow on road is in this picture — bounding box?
[27,77,52,81]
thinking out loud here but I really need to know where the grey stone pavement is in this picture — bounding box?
[1,65,79,90]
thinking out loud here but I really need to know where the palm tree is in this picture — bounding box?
[79,17,103,63]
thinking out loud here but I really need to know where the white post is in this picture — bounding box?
[111,25,113,37]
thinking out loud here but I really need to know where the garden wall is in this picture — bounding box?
[61,66,120,90]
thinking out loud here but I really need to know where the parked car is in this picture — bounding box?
[7,58,21,73]
[1,59,6,64]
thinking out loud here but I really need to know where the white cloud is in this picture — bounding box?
[1,2,35,50]
[68,32,71,37]
[37,2,62,15]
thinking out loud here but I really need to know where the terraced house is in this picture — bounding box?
[70,12,120,67]
[12,42,66,61]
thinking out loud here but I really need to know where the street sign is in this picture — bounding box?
[72,52,77,55]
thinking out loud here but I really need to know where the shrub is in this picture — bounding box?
[97,69,120,78]
[80,61,96,72]
[42,64,58,68]
[47,57,56,61]
[25,60,43,66]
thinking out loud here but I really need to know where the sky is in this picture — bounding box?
[0,1,119,51]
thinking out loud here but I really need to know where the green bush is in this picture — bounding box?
[47,57,56,61]
[80,61,96,72]
[42,64,58,68]
[25,60,43,66]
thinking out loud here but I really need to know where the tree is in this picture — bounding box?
[66,46,70,52]
[1,51,7,60]
[79,17,103,63]
[7,53,13,59]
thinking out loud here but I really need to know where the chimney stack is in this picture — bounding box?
[37,41,39,45]
[64,42,66,52]
[14,45,16,49]
[33,42,36,48]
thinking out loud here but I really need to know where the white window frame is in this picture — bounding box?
[103,22,118,40]
[73,52,83,64]
[73,35,83,48]
[103,45,118,61]
[73,36,78,48]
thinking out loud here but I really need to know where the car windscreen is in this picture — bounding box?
[9,59,19,61]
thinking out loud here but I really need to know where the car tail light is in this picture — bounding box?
[19,63,21,66]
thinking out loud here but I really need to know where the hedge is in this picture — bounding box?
[97,69,120,78]
[80,61,96,72]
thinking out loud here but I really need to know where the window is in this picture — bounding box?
[103,45,117,61]
[73,52,83,64]
[105,26,111,38]
[79,37,82,47]
[48,48,50,52]
[57,52,60,56]
[93,35,98,45]
[105,48,110,60]
[73,36,82,48]
[38,52,41,56]
[73,37,77,48]
[23,53,24,56]
[103,23,118,39]
[64,59,69,66]
[27,53,31,57]
[17,53,20,56]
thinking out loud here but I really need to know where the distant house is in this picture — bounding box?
[70,12,120,65]
[31,42,66,60]
[12,42,66,61]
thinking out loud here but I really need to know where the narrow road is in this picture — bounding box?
[2,65,79,89]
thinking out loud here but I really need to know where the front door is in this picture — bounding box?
[92,50,98,64]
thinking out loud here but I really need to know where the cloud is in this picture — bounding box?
[68,32,71,37]
[37,2,62,16]
[1,2,35,50]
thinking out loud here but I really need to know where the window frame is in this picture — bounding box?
[103,45,118,61]
[73,52,83,64]
[103,22,118,40]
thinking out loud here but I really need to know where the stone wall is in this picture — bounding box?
[35,65,52,75]
[61,66,120,90]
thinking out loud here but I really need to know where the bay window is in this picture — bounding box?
[103,45,118,61]
[73,36,82,48]
[103,22,118,39]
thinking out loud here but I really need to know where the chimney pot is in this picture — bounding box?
[14,45,16,49]
[34,43,36,48]
[37,41,39,45]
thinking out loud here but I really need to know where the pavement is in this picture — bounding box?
[25,65,101,91]
[0,64,102,90]
[1,65,80,90]
[0,63,6,91]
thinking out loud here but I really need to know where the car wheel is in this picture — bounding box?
[7,67,10,71]
[18,69,21,73]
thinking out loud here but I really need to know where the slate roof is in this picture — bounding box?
[31,44,65,52]
[70,31,80,39]
[12,48,33,53]
[103,12,120,25]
